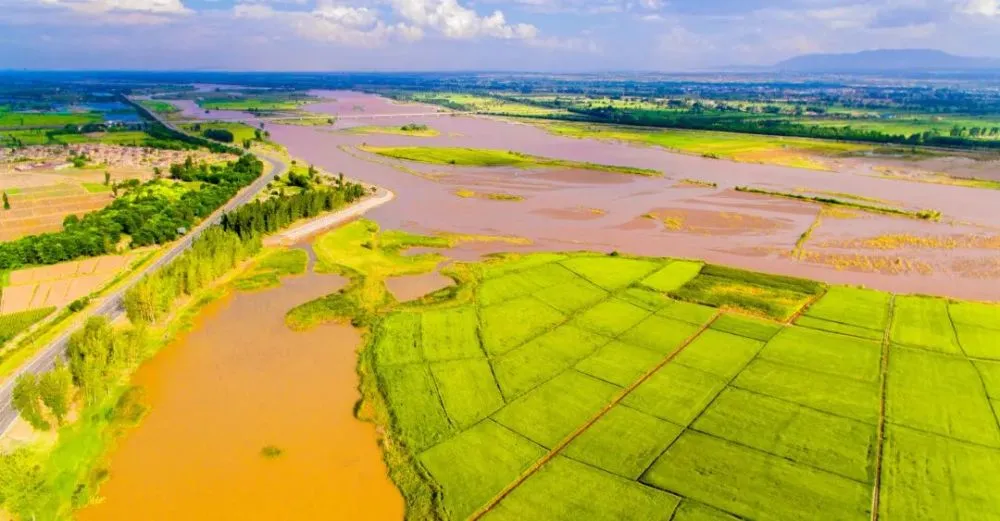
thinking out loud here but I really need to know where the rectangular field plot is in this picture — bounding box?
[431,359,505,428]
[575,341,664,386]
[482,456,680,521]
[887,346,1000,446]
[794,315,884,341]
[419,420,546,520]
[640,261,703,292]
[623,363,727,425]
[672,501,741,521]
[618,315,702,355]
[517,262,579,288]
[481,296,565,356]
[954,323,1000,360]
[949,301,1000,330]
[532,278,607,314]
[879,425,1000,521]
[673,329,763,380]
[571,298,651,338]
[709,313,782,341]
[803,286,890,332]
[379,364,454,451]
[477,272,542,306]
[619,287,673,312]
[670,264,825,321]
[733,359,880,424]
[657,300,717,325]
[758,326,881,382]
[560,256,662,290]
[890,296,961,354]
[563,405,682,479]
[492,325,609,400]
[692,388,875,482]
[421,307,483,361]
[374,312,422,365]
[642,431,872,521]
[492,370,621,448]
[479,253,567,278]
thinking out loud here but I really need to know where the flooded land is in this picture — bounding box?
[77,262,403,521]
[213,90,1000,300]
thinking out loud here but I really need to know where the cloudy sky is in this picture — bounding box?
[1,0,999,70]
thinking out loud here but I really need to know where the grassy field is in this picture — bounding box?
[0,111,102,128]
[407,92,573,118]
[344,124,440,137]
[295,228,1000,521]
[536,121,870,170]
[232,248,308,291]
[359,146,661,176]
[180,121,260,143]
[198,97,309,111]
[136,100,179,114]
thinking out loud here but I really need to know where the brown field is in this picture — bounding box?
[0,251,147,314]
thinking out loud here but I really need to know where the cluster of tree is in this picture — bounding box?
[400,123,429,131]
[13,316,147,431]
[202,128,235,143]
[0,154,263,270]
[221,176,366,239]
[123,227,261,324]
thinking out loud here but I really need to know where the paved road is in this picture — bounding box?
[0,151,287,435]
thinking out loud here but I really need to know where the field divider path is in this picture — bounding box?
[870,295,896,521]
[467,313,721,521]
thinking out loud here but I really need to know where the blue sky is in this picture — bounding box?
[2,0,999,70]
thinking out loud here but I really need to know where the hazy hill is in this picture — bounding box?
[776,49,1000,72]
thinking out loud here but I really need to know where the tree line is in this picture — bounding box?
[220,177,367,239]
[566,106,1000,150]
[0,154,263,270]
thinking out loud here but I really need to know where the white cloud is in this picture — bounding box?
[39,0,190,14]
[959,0,1000,16]
[233,2,421,47]
[391,0,538,39]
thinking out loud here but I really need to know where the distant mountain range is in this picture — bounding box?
[775,49,1000,73]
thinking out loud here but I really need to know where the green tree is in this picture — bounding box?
[12,374,49,431]
[104,171,111,186]
[38,363,73,425]
[0,448,46,518]
[66,317,116,404]
[2,192,9,210]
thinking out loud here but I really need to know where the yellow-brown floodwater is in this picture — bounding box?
[77,265,403,521]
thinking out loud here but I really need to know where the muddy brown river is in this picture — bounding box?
[77,263,403,521]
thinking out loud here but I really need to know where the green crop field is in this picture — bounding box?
[537,121,870,170]
[0,111,102,128]
[137,100,179,114]
[0,307,56,344]
[300,222,1000,521]
[198,97,309,111]
[358,146,661,176]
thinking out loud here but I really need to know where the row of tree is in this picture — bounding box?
[567,106,1000,150]
[221,178,367,239]
[0,154,263,269]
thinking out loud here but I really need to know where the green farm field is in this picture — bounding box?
[537,121,870,170]
[302,220,1000,521]
[359,146,661,176]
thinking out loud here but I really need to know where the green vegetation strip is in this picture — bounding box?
[734,186,942,221]
[359,146,661,176]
